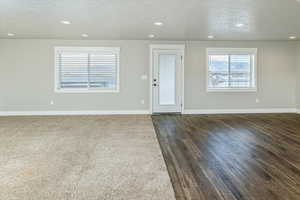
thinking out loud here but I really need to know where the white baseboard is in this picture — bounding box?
[183,108,297,114]
[0,108,298,116]
[0,110,150,116]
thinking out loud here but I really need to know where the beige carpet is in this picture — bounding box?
[0,115,175,200]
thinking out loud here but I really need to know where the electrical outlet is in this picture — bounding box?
[140,100,145,105]
[255,98,260,103]
[50,100,54,105]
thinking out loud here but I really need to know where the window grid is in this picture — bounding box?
[228,55,231,87]
[87,53,91,88]
[250,56,253,87]
[207,48,257,92]
[55,47,120,93]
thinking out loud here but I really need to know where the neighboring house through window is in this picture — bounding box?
[207,48,257,92]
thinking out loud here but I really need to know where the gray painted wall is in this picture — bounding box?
[185,41,297,110]
[0,39,150,111]
[297,42,300,109]
[0,39,297,112]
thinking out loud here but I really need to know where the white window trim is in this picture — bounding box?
[54,47,120,93]
[206,48,258,92]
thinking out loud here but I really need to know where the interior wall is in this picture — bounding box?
[0,39,297,112]
[0,39,151,111]
[297,42,300,110]
[185,41,297,110]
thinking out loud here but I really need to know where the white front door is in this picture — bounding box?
[152,48,184,113]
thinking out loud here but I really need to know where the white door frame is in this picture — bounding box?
[149,44,185,114]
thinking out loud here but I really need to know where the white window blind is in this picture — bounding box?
[207,48,257,92]
[55,47,120,93]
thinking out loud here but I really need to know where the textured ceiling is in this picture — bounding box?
[0,0,300,40]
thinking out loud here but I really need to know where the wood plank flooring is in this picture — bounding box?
[152,114,300,200]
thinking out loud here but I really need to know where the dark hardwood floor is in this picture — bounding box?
[152,114,300,200]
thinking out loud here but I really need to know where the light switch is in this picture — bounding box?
[141,75,148,80]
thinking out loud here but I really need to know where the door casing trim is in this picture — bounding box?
[149,44,185,114]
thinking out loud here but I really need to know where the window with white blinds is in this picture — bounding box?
[207,48,257,92]
[55,47,120,93]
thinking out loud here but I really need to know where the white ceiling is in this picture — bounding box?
[0,0,300,40]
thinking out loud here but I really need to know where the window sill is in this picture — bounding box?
[55,89,120,93]
[206,88,257,93]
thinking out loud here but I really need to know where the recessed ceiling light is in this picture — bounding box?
[7,33,15,37]
[154,22,164,26]
[235,23,245,27]
[148,34,155,38]
[81,34,89,38]
[289,36,296,40]
[208,35,214,39]
[61,20,71,25]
